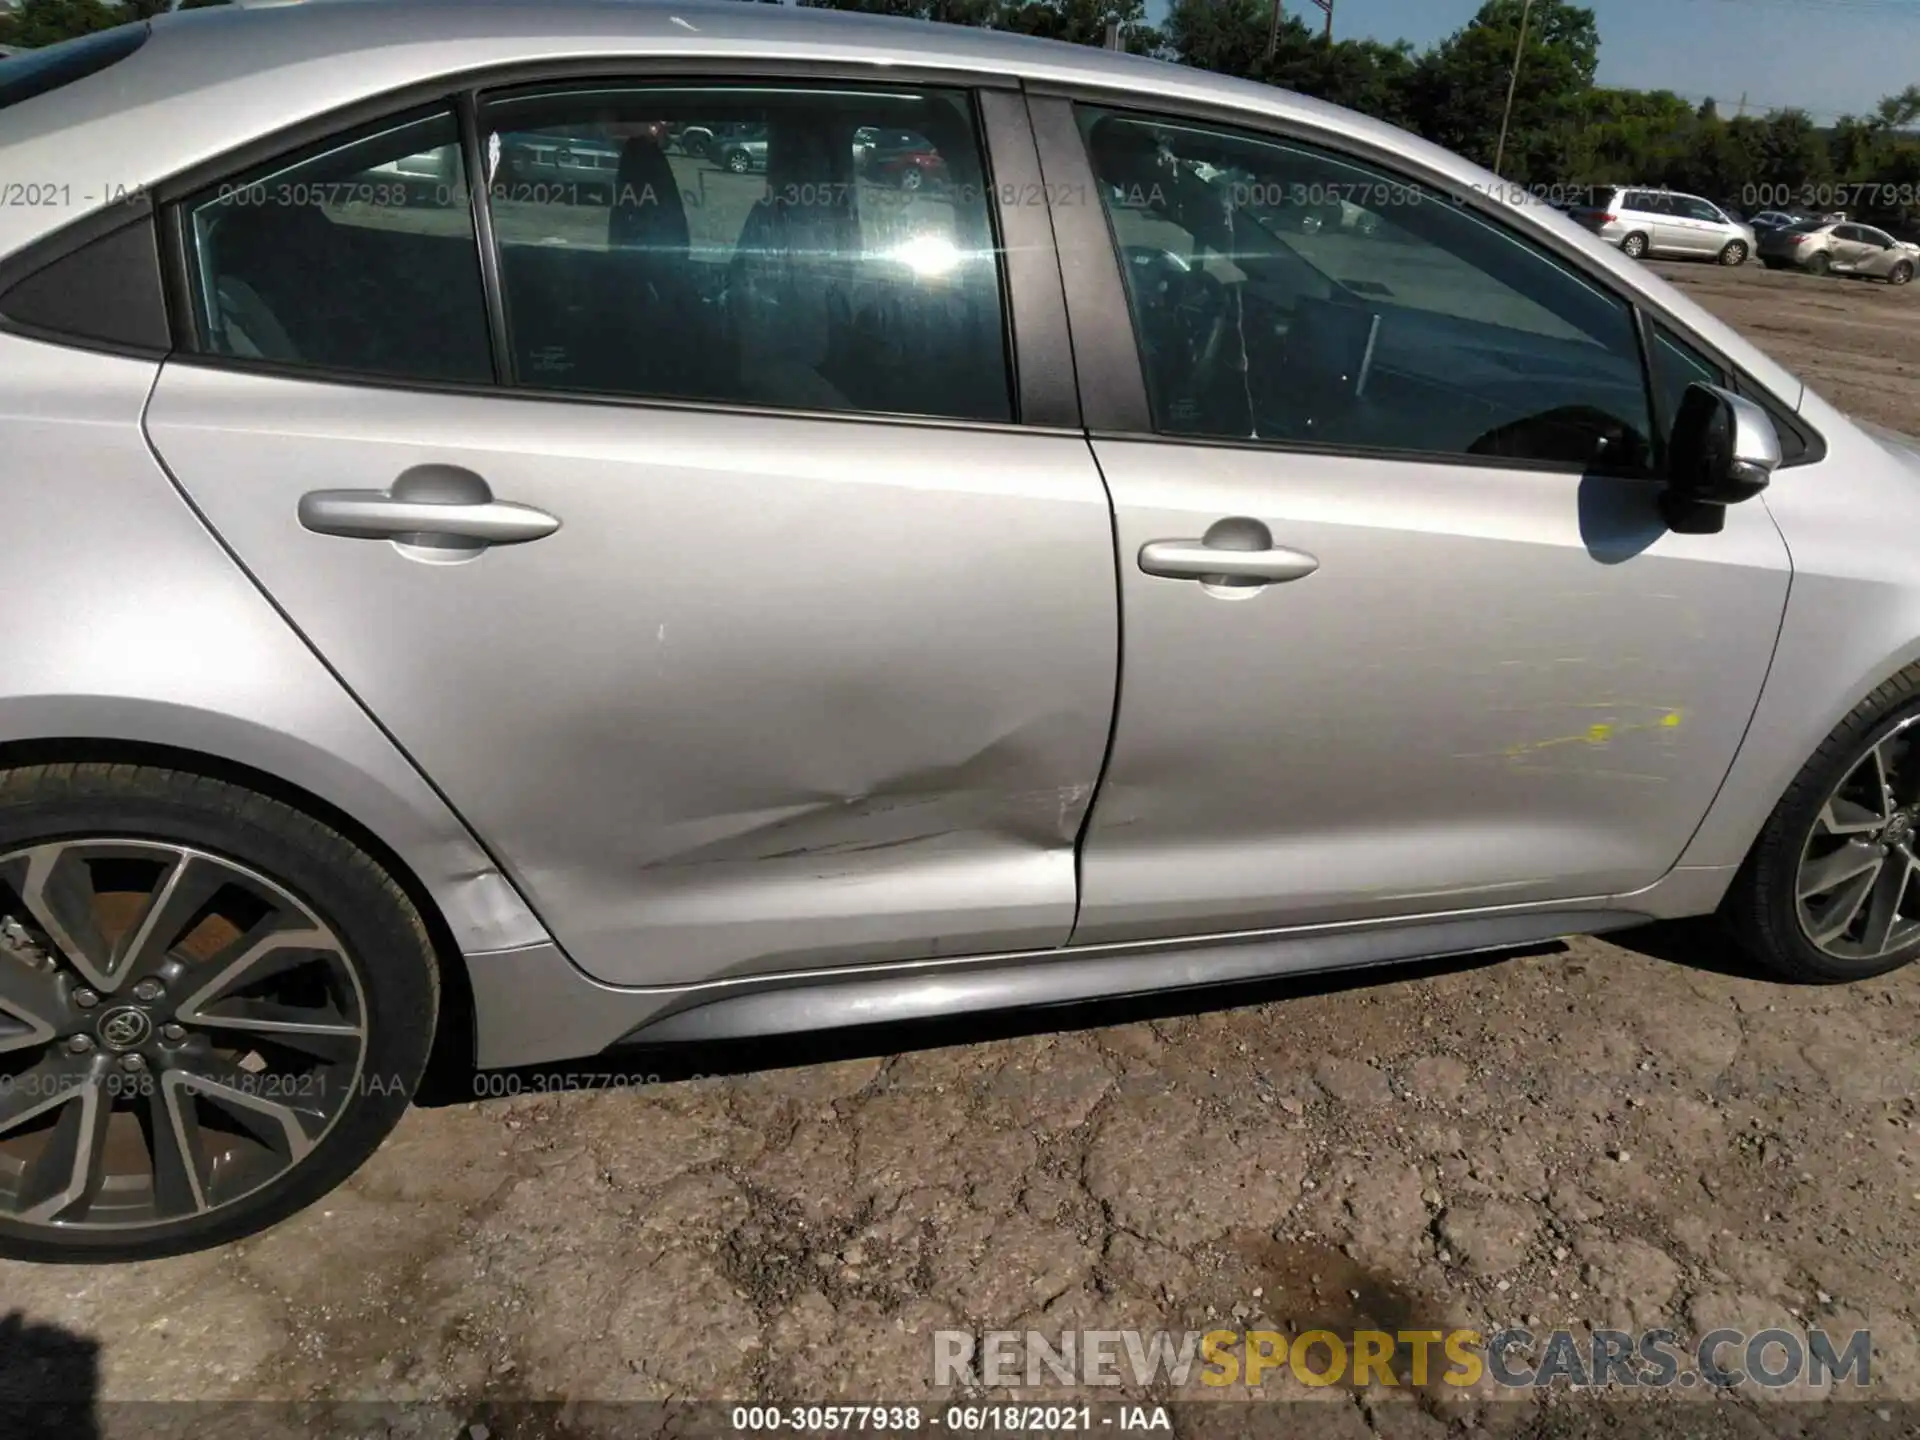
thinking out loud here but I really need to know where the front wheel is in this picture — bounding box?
[1890,260,1914,286]
[1620,232,1649,259]
[1726,668,1920,983]
[0,764,439,1261]
[724,149,752,176]
[1718,239,1748,266]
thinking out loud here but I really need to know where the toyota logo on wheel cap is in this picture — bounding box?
[97,1006,153,1051]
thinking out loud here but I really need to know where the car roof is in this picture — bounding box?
[0,0,1806,406]
[0,0,1454,249]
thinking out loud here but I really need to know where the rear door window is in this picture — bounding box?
[180,109,492,383]
[476,81,1012,421]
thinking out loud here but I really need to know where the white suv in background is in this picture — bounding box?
[1569,187,1756,266]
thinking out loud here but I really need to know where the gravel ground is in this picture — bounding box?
[3,260,1918,1440]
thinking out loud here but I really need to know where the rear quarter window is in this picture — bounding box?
[0,24,148,112]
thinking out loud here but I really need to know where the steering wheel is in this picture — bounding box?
[1120,245,1234,406]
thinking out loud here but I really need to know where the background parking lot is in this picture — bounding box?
[2,260,1917,1438]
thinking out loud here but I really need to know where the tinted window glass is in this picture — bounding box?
[0,24,146,112]
[1079,106,1654,471]
[476,83,1012,421]
[1647,323,1725,443]
[182,111,491,384]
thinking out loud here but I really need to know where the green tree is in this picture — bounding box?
[1161,0,1274,76]
[1273,36,1416,125]
[999,0,1157,54]
[0,0,125,48]
[1401,0,1599,178]
[795,0,1001,28]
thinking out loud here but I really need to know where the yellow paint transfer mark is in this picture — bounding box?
[1494,706,1686,762]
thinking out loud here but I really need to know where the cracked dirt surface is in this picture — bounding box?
[2,263,1918,1438]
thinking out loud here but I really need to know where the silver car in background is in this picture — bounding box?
[1758,218,1918,284]
[6,0,1920,1264]
[1568,185,1757,265]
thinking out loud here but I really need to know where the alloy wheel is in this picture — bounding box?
[1795,717,1920,962]
[0,840,367,1233]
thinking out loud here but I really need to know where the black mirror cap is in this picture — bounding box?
[1661,382,1781,534]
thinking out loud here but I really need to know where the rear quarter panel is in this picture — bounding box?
[0,331,547,955]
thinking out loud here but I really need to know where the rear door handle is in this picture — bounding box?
[1139,530,1320,586]
[299,464,560,549]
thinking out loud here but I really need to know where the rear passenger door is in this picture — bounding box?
[1639,193,1689,255]
[1829,225,1873,272]
[144,78,1119,991]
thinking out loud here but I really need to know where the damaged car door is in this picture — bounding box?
[142,82,1118,989]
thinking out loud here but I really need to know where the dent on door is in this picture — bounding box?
[144,369,1119,987]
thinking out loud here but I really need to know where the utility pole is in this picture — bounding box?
[1491,0,1536,180]
[1105,16,1122,49]
[1735,91,1748,118]
[1309,0,1333,43]
[1266,0,1283,61]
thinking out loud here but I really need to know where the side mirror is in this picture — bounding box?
[1660,382,1780,535]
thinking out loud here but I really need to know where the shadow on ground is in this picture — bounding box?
[1600,915,1776,981]
[0,1309,99,1440]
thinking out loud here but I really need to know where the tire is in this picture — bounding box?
[1806,251,1830,276]
[899,167,924,193]
[1620,232,1649,259]
[0,764,438,1261]
[1890,261,1914,287]
[1725,668,1920,984]
[1718,240,1748,266]
[724,149,752,176]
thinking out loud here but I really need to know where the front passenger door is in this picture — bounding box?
[1046,100,1791,944]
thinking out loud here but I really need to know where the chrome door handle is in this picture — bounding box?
[299,464,560,549]
[1138,537,1319,585]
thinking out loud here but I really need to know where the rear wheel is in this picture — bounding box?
[1890,261,1914,286]
[0,764,438,1261]
[1727,669,1920,983]
[1806,251,1831,276]
[1620,232,1650,259]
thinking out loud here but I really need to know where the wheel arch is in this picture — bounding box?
[0,727,505,1087]
[1681,639,1920,881]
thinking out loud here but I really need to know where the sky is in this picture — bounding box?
[1147,0,1920,121]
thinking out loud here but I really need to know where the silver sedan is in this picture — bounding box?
[1758,219,1919,283]
[3,0,1920,1261]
